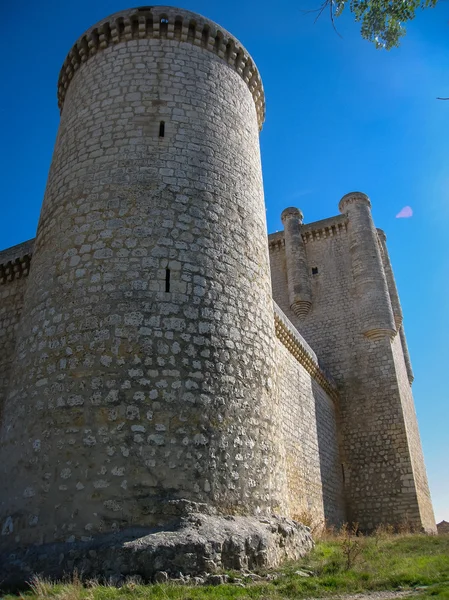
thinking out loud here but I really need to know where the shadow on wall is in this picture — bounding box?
[312,379,346,528]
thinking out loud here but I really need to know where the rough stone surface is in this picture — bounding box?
[0,6,287,550]
[269,200,435,533]
[437,520,449,535]
[275,334,345,527]
[0,3,437,588]
[0,511,313,589]
[0,240,33,419]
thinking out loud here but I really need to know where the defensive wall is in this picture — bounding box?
[269,197,435,532]
[0,236,344,538]
[0,4,436,582]
[0,240,33,427]
[0,6,347,555]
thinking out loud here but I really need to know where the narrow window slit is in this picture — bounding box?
[165,268,170,292]
[312,267,318,275]
[159,121,165,137]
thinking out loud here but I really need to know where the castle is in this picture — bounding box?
[0,5,436,583]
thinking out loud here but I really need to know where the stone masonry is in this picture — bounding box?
[0,4,436,586]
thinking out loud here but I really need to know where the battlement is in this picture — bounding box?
[0,239,34,285]
[268,215,347,250]
[57,6,265,129]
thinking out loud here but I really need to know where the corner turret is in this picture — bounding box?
[281,207,312,319]
[339,192,396,340]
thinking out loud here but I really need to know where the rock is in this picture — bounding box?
[106,574,124,587]
[245,572,263,580]
[0,511,313,589]
[295,569,311,577]
[125,575,144,585]
[208,574,225,585]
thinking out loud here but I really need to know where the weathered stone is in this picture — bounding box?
[270,197,436,533]
[0,2,437,590]
[0,513,313,589]
[207,575,226,586]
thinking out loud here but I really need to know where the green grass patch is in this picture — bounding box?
[4,534,449,600]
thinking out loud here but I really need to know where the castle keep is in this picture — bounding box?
[0,5,436,583]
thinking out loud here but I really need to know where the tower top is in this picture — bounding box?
[281,207,304,224]
[338,191,371,213]
[57,6,265,129]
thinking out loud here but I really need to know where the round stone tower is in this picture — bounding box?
[0,7,285,549]
[339,192,396,341]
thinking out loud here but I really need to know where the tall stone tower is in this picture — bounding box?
[269,193,436,534]
[0,3,436,587]
[0,6,286,551]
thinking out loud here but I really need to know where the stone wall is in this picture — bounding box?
[0,4,436,559]
[274,306,344,527]
[269,217,352,388]
[269,202,436,533]
[0,240,33,424]
[391,333,436,531]
[437,521,449,535]
[0,7,287,551]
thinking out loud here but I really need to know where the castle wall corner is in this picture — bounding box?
[273,304,345,528]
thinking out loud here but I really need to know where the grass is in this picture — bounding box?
[3,533,449,600]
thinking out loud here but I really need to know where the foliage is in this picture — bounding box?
[4,532,449,600]
[311,0,438,49]
[340,522,363,570]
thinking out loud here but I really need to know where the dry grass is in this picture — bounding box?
[3,531,448,600]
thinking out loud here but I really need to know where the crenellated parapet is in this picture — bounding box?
[0,240,34,285]
[268,215,347,252]
[57,6,265,129]
[300,215,347,243]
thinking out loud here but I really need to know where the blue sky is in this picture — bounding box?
[1,0,448,522]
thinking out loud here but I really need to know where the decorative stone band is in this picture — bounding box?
[363,328,396,341]
[291,301,312,319]
[57,6,265,130]
[0,240,34,285]
[273,302,339,402]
